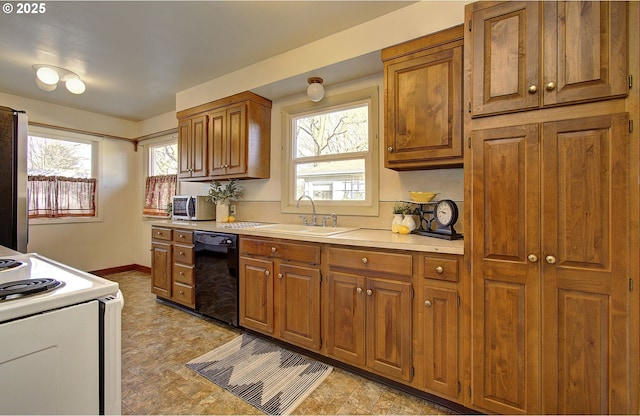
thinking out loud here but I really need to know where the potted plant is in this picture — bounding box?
[207,179,243,221]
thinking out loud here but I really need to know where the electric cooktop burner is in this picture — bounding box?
[0,259,22,272]
[0,278,65,301]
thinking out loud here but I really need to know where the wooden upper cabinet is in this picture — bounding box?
[382,25,464,170]
[178,114,208,178]
[468,1,628,117]
[177,91,271,181]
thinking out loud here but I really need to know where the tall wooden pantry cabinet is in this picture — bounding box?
[464,1,639,414]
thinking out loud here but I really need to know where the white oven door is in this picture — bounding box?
[0,300,99,414]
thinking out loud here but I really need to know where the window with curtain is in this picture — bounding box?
[27,129,99,220]
[144,140,178,217]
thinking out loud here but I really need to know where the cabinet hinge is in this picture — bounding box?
[629,75,633,90]
[468,262,471,272]
[468,19,472,31]
[468,101,472,113]
[467,136,471,149]
[319,272,322,283]
[457,381,461,393]
[630,279,634,292]
[411,287,415,298]
[468,386,472,398]
[629,120,633,133]
[457,295,460,308]
[411,367,415,378]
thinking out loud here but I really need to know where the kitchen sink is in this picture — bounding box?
[253,223,358,236]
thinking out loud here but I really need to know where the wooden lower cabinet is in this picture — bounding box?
[150,227,195,308]
[239,237,321,351]
[325,246,413,382]
[415,254,461,401]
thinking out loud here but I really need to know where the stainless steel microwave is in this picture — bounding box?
[172,195,215,220]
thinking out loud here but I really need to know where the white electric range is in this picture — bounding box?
[0,252,123,415]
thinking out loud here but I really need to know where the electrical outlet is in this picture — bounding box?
[230,204,236,215]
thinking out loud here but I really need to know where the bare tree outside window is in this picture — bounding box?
[28,136,91,177]
[149,143,178,175]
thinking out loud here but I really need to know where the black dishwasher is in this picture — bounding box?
[194,231,239,326]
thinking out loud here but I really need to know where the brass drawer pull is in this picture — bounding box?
[361,257,368,264]
[435,266,444,274]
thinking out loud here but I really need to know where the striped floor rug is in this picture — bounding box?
[187,333,332,415]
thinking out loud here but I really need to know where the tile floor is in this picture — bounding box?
[106,270,457,415]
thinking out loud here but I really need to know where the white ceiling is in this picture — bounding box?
[0,1,414,122]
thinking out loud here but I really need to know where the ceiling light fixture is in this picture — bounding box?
[33,64,86,95]
[307,77,324,102]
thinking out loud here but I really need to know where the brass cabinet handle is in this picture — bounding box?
[179,251,185,256]
[179,290,184,295]
[546,255,557,264]
[387,146,394,152]
[546,81,556,91]
[435,266,444,274]
[356,287,363,294]
[425,300,432,307]
[528,85,538,94]
[361,257,368,264]
[179,271,184,276]
[271,247,277,253]
[528,254,538,263]
[366,289,373,296]
[264,270,270,276]
[156,231,162,235]
[278,273,283,279]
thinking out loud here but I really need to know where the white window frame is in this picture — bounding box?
[27,125,103,224]
[281,86,379,216]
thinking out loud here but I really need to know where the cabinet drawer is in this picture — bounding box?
[151,227,172,241]
[173,229,193,244]
[173,264,194,285]
[421,255,459,282]
[240,237,320,264]
[172,282,194,307]
[173,244,194,265]
[328,247,412,277]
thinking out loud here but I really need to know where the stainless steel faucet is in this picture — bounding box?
[296,195,317,226]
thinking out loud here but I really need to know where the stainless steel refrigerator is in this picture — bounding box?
[0,106,28,252]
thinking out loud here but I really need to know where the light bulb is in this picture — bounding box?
[307,77,324,102]
[36,66,59,85]
[65,77,86,94]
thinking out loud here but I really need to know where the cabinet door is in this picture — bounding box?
[239,256,274,335]
[540,113,630,414]
[542,1,628,106]
[225,104,247,176]
[326,271,366,367]
[366,277,412,381]
[471,123,541,414]
[277,263,321,351]
[177,118,192,178]
[208,109,226,177]
[418,284,458,399]
[190,114,208,177]
[470,1,540,117]
[385,45,463,169]
[178,115,207,178]
[151,241,172,298]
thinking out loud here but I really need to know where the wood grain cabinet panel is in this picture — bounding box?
[239,236,321,350]
[469,1,628,117]
[325,246,413,382]
[382,25,464,170]
[470,113,631,414]
[177,91,271,181]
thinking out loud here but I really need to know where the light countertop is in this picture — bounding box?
[150,220,464,255]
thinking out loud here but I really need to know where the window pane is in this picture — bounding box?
[295,159,365,201]
[149,143,178,175]
[27,136,92,178]
[293,104,368,158]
